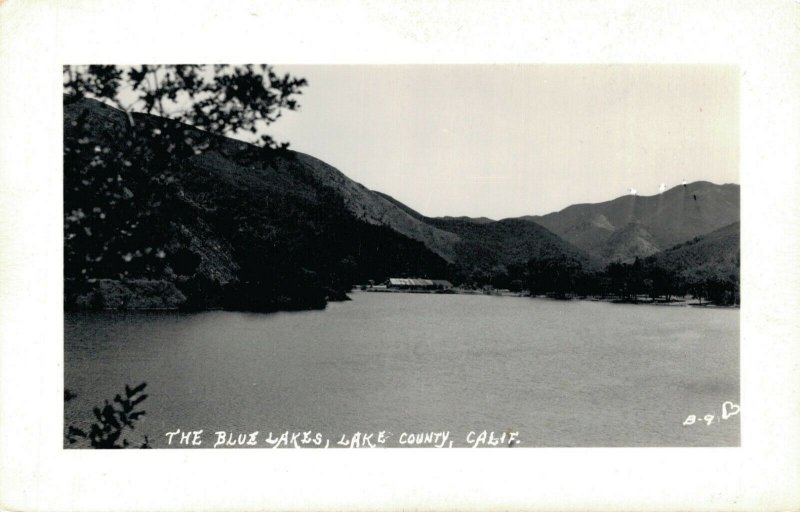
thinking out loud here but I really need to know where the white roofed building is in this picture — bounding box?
[386,278,452,290]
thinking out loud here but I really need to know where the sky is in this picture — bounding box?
[262,65,739,219]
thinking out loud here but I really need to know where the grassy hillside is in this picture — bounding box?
[525,182,740,263]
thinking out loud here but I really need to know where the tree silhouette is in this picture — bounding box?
[524,255,585,299]
[64,65,307,149]
[63,65,308,306]
[65,383,150,449]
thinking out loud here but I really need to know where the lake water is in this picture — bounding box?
[64,292,739,448]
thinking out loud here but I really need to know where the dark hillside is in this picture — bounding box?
[427,217,597,281]
[64,97,451,311]
[647,222,740,284]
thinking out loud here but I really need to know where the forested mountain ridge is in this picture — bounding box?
[647,221,740,284]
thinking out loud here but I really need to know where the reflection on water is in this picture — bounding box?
[64,292,739,447]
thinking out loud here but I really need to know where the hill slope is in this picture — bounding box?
[64,97,456,310]
[64,97,591,309]
[647,221,740,283]
[523,182,740,263]
[375,190,595,273]
[426,217,596,277]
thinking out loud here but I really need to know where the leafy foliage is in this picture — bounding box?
[63,100,175,282]
[65,383,150,449]
[524,255,585,298]
[63,64,309,310]
[64,65,307,149]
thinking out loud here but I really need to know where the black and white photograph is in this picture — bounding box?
[1,1,799,511]
[62,64,741,449]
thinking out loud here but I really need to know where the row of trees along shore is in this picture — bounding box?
[472,255,739,306]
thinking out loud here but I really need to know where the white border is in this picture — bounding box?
[1,1,798,511]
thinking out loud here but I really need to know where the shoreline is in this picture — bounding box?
[64,287,740,313]
[354,288,739,308]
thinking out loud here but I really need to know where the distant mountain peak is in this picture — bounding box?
[519,181,739,264]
